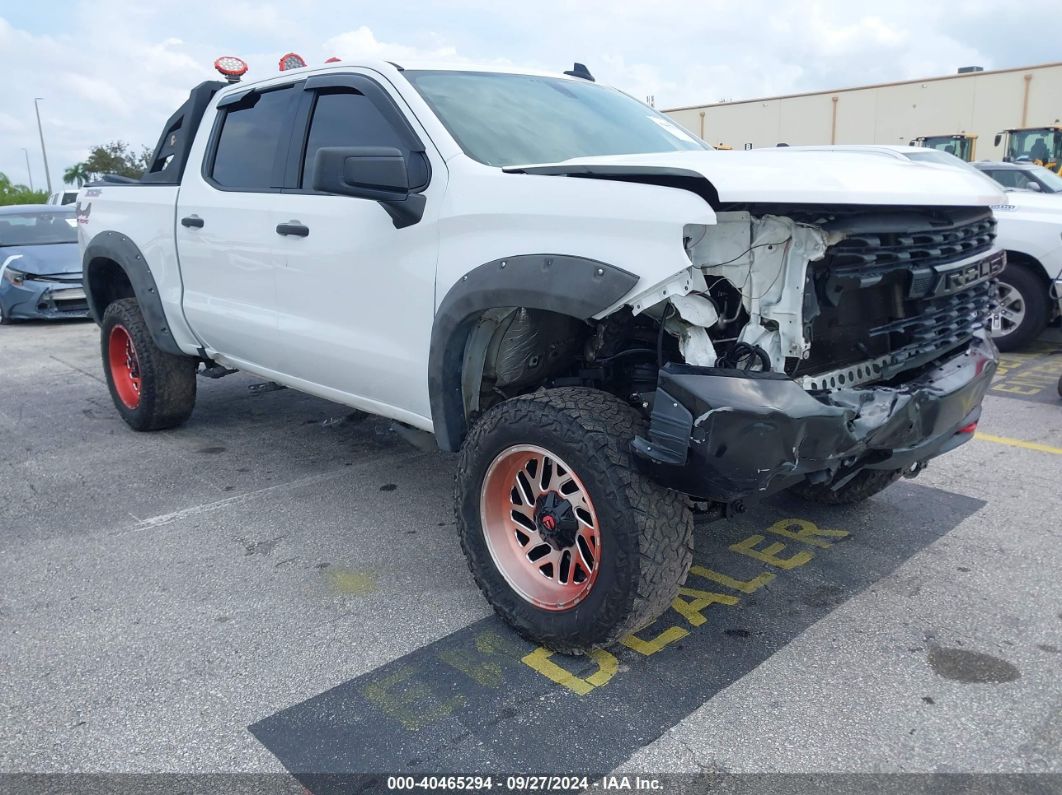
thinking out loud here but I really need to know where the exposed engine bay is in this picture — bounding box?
[461,204,1001,502]
[467,205,999,405]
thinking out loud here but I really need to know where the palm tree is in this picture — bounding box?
[63,162,89,188]
[0,171,48,206]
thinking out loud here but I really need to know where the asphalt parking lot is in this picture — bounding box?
[2,320,1061,786]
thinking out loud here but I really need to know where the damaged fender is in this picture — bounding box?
[623,213,832,372]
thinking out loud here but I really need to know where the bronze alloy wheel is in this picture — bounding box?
[455,387,694,653]
[480,444,601,611]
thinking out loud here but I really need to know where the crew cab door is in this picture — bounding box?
[176,82,300,367]
[272,73,445,422]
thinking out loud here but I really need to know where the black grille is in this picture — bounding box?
[826,214,996,277]
[870,279,994,369]
[803,207,999,380]
[26,273,81,284]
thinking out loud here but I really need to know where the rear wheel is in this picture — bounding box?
[990,264,1048,352]
[455,387,693,654]
[788,468,903,505]
[101,298,197,431]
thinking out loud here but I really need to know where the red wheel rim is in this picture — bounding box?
[108,325,142,409]
[480,445,601,611]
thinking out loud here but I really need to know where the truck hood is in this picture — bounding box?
[505,149,1005,208]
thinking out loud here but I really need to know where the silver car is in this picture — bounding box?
[0,205,87,324]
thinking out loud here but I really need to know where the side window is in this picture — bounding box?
[300,88,423,189]
[1011,172,1034,190]
[211,87,295,189]
[989,170,1018,188]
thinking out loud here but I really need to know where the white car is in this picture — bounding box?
[765,145,1062,350]
[974,161,1062,195]
[78,60,1003,652]
[47,189,80,206]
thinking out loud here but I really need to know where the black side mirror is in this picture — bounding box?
[994,133,1002,147]
[311,146,426,228]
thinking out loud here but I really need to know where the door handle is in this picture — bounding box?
[276,221,309,237]
[181,215,204,228]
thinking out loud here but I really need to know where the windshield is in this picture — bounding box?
[905,149,972,168]
[0,211,77,246]
[1029,165,1062,193]
[921,137,973,161]
[902,149,1007,192]
[405,70,708,167]
[1005,130,1062,164]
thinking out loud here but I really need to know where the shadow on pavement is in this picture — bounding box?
[249,481,985,788]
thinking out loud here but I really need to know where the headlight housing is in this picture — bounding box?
[2,267,26,287]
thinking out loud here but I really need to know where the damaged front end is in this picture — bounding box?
[633,334,994,501]
[628,205,1002,502]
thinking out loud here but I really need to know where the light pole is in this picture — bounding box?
[21,147,34,191]
[33,97,53,194]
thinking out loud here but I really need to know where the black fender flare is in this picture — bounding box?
[82,230,183,356]
[428,253,639,452]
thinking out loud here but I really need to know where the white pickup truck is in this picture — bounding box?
[79,59,1004,653]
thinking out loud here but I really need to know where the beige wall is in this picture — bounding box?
[665,63,1062,159]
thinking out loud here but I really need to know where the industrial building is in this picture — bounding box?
[664,61,1062,158]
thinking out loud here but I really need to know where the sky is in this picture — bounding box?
[1,0,1059,191]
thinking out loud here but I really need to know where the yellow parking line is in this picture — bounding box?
[975,432,1062,455]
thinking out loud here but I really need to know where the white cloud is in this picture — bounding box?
[1,0,1058,186]
[325,26,458,62]
[61,75,132,116]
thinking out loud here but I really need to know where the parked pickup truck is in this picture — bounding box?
[79,59,1004,653]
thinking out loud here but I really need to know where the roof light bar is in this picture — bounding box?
[214,55,249,83]
[279,52,307,71]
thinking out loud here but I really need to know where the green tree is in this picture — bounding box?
[0,172,49,206]
[63,162,90,187]
[83,140,153,181]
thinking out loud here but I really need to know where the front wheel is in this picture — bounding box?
[990,265,1048,352]
[101,298,197,431]
[455,388,693,654]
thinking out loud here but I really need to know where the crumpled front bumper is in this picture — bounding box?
[0,279,89,321]
[633,333,998,502]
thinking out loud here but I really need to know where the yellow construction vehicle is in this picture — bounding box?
[911,133,977,161]
[994,126,1062,174]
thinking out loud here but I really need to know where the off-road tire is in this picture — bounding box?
[993,264,1048,352]
[455,387,694,655]
[101,298,197,431]
[789,468,903,505]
